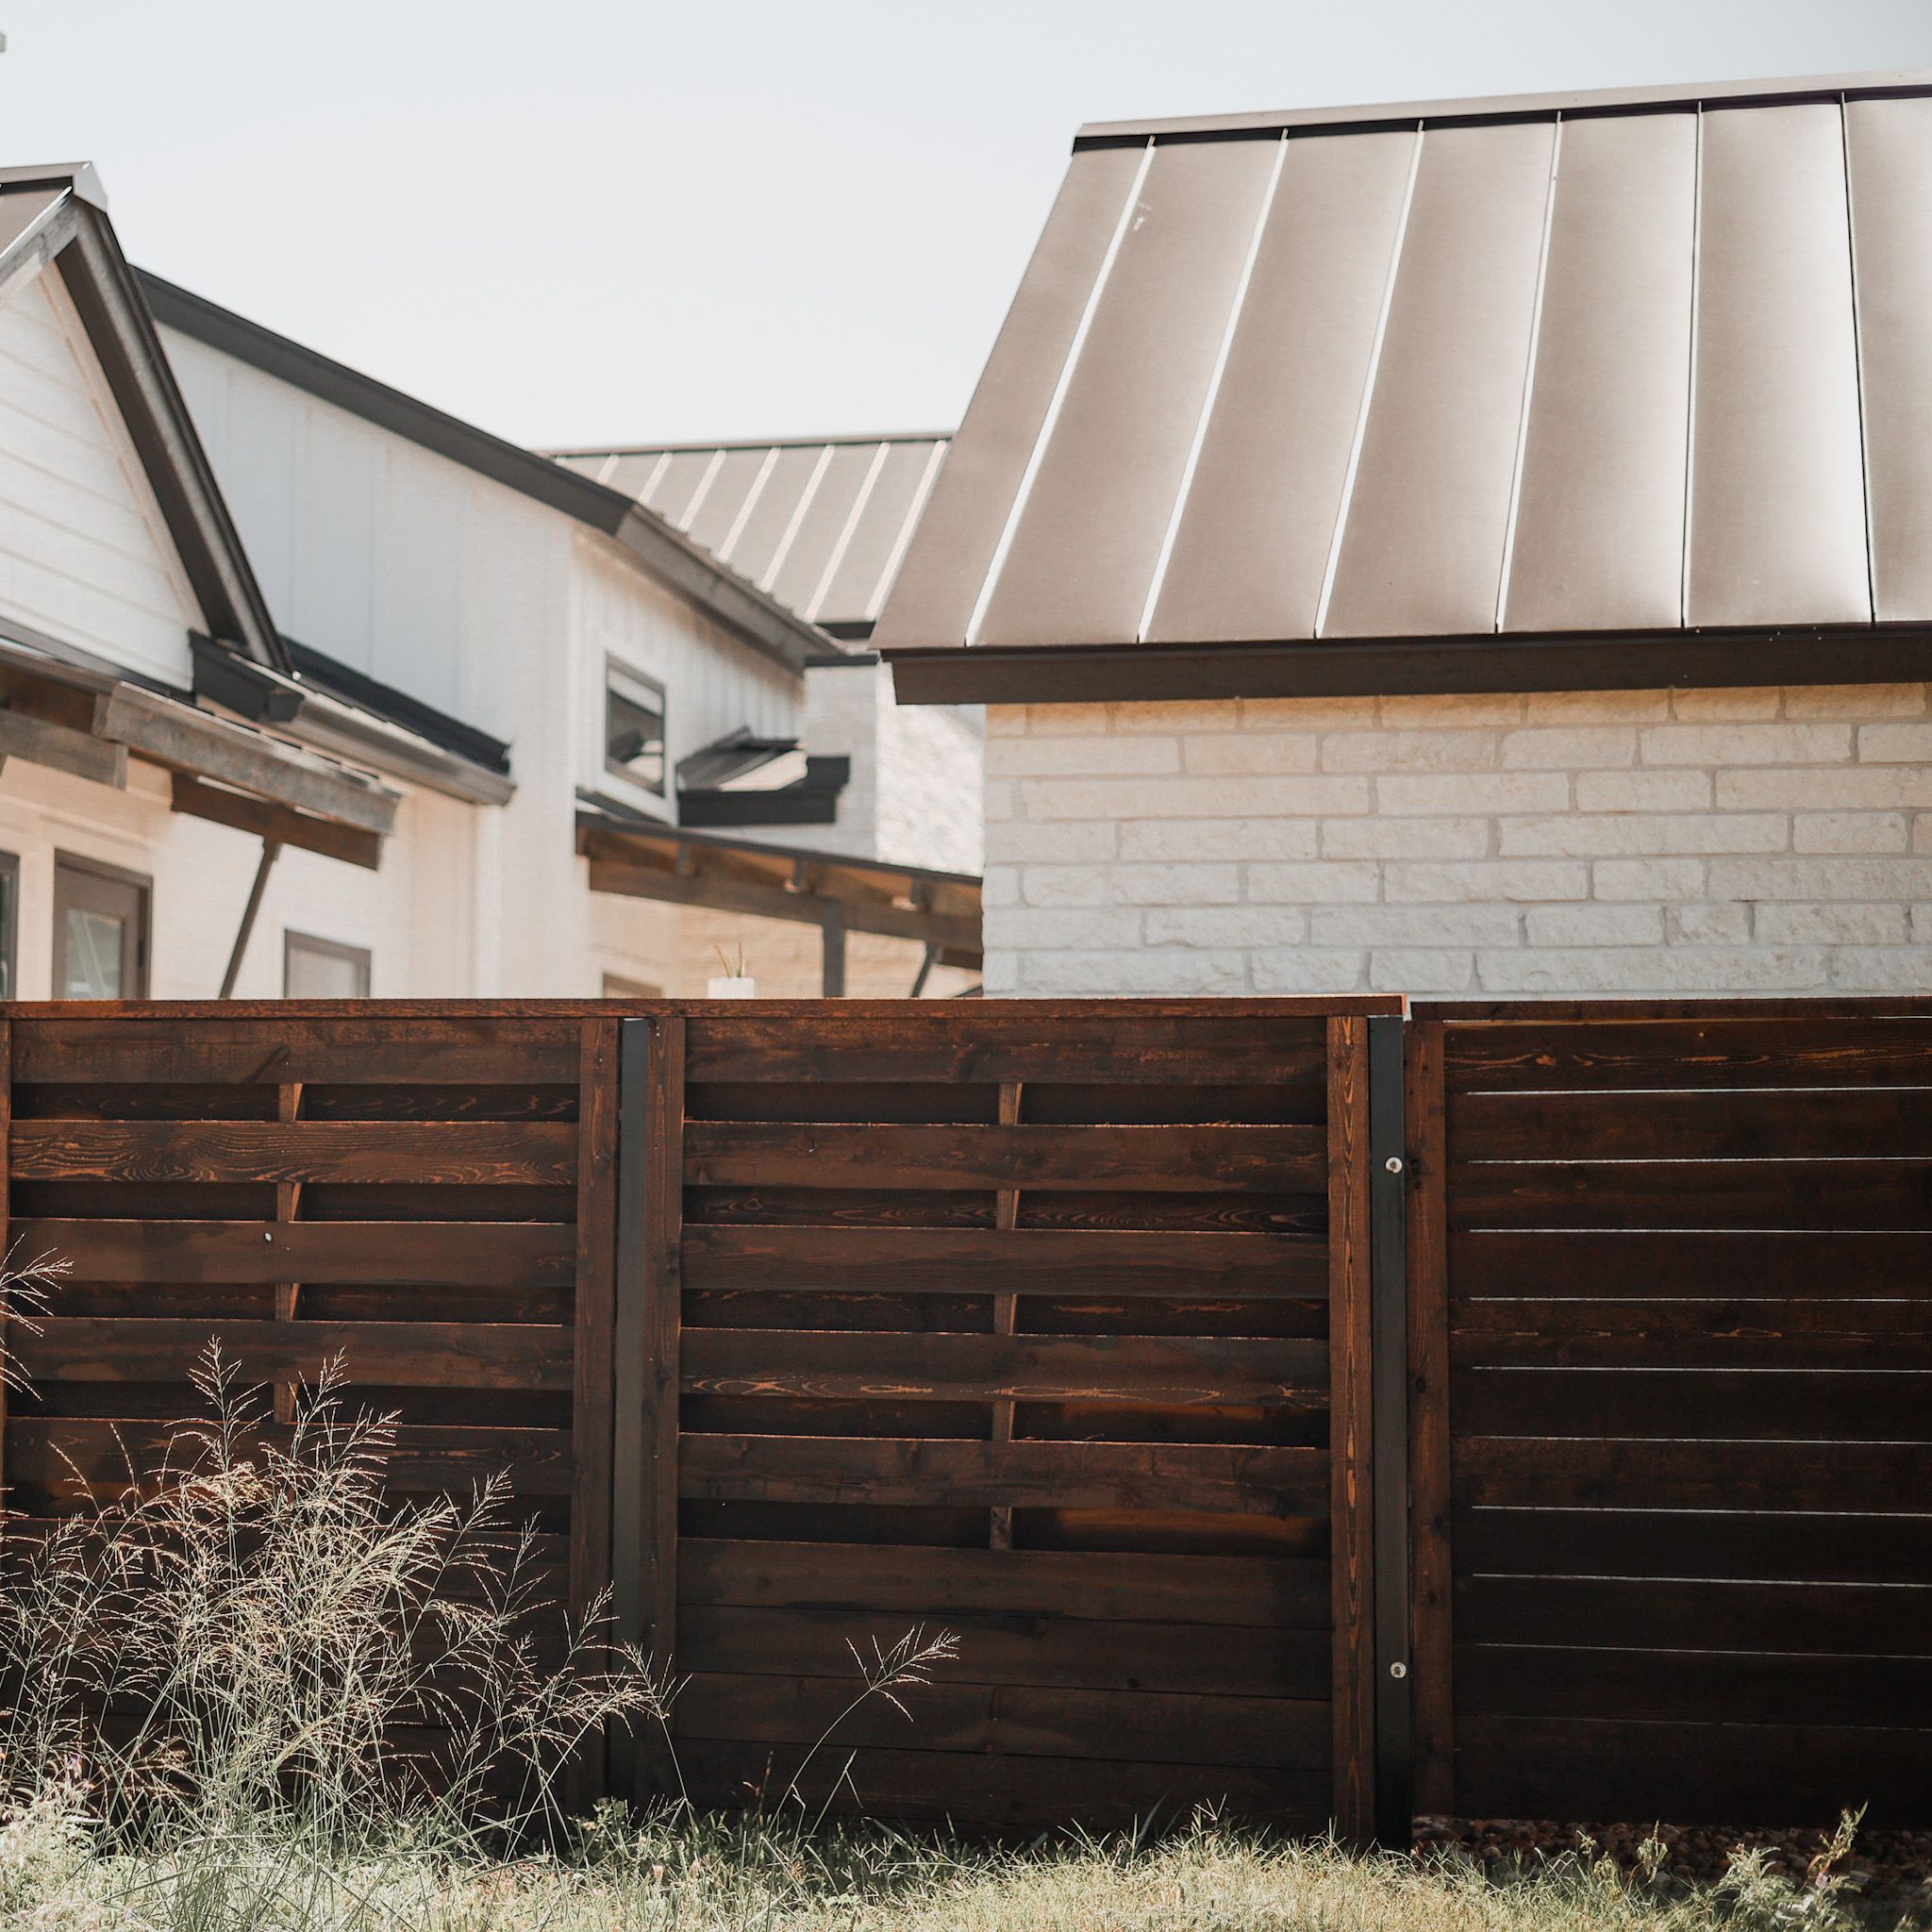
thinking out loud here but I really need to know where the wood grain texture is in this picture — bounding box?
[1326,1015,1374,1844]
[1404,1018,1454,1815]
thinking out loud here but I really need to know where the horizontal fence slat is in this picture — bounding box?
[1441,1016,1932,1091]
[1451,1366,1932,1441]
[676,1603,1330,1697]
[11,1219,576,1285]
[12,1317,574,1391]
[9,1120,576,1186]
[1450,1086,1932,1161]
[677,1538,1330,1628]
[674,1739,1330,1828]
[675,1673,1329,1770]
[1449,1307,1932,1369]
[680,1010,1335,1085]
[6,1419,575,1495]
[1448,1228,1932,1299]
[1452,1714,1932,1827]
[677,1435,1328,1515]
[10,1019,581,1086]
[1455,1574,1932,1656]
[681,1224,1327,1297]
[1448,1158,1932,1230]
[1452,1435,1932,1511]
[1456,1644,1932,1729]
[1453,1506,1932,1586]
[679,1330,1328,1406]
[681,1121,1324,1192]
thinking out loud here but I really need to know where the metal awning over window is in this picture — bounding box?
[576,808,980,996]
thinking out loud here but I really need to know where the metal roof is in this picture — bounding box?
[551,434,949,636]
[875,72,1932,700]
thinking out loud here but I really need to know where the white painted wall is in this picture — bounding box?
[0,270,202,687]
[0,757,475,999]
[801,662,983,872]
[985,688,1932,997]
[160,325,811,997]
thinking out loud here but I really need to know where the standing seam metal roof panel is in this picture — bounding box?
[1146,128,1417,644]
[874,72,1932,679]
[1501,110,1695,633]
[1845,97,1932,624]
[974,136,1283,647]
[1321,119,1556,640]
[867,144,1144,649]
[1687,102,1871,628]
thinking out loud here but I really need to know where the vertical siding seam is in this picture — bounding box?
[1314,124,1424,640]
[1840,95,1879,625]
[759,443,834,591]
[715,446,780,566]
[1679,108,1704,629]
[804,441,889,622]
[1135,131,1291,644]
[1492,117,1563,635]
[868,438,950,621]
[965,138,1157,647]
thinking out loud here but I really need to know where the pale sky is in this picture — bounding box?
[5,1,1930,450]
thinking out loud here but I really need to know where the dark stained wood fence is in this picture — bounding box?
[611,1001,1390,1834]
[7,994,1926,1839]
[0,1009,619,1713]
[1408,999,1932,1829]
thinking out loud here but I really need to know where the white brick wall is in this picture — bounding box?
[983,688,1932,996]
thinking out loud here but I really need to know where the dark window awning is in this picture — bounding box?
[576,808,980,995]
[876,71,1932,704]
[675,727,849,828]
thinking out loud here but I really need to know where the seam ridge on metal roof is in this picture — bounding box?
[1840,98,1878,625]
[1074,68,1932,147]
[1493,118,1563,632]
[1314,126,1422,639]
[966,141,1156,646]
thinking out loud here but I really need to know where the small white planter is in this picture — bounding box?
[708,975,756,999]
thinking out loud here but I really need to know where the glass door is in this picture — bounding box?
[54,857,150,999]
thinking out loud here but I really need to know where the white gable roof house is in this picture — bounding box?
[0,164,407,1000]
[0,155,982,1003]
[875,70,1932,1000]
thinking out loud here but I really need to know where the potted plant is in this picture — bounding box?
[708,941,755,999]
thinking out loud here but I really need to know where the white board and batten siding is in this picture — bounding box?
[0,270,203,686]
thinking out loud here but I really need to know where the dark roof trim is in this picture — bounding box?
[1074,67,1932,146]
[886,627,1932,708]
[283,640,510,775]
[137,271,836,680]
[0,173,287,673]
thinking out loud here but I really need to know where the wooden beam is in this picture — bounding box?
[171,774,383,870]
[585,852,980,958]
[0,706,125,786]
[102,684,397,833]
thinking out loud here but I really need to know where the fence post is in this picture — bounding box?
[1326,1014,1375,1844]
[609,1015,684,1804]
[1404,1017,1454,1816]
[1367,1014,1413,1844]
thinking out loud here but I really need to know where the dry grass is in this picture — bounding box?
[0,1298,1919,1931]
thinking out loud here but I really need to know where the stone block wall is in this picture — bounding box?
[982,686,1932,996]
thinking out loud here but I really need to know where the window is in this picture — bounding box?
[284,931,372,999]
[54,856,150,999]
[605,661,667,793]
[0,852,17,999]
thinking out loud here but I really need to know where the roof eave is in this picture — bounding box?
[1074,66,1932,145]
[884,626,1932,707]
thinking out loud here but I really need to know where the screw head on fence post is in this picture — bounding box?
[1384,1155,1404,1174]
[1390,1660,1408,1679]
